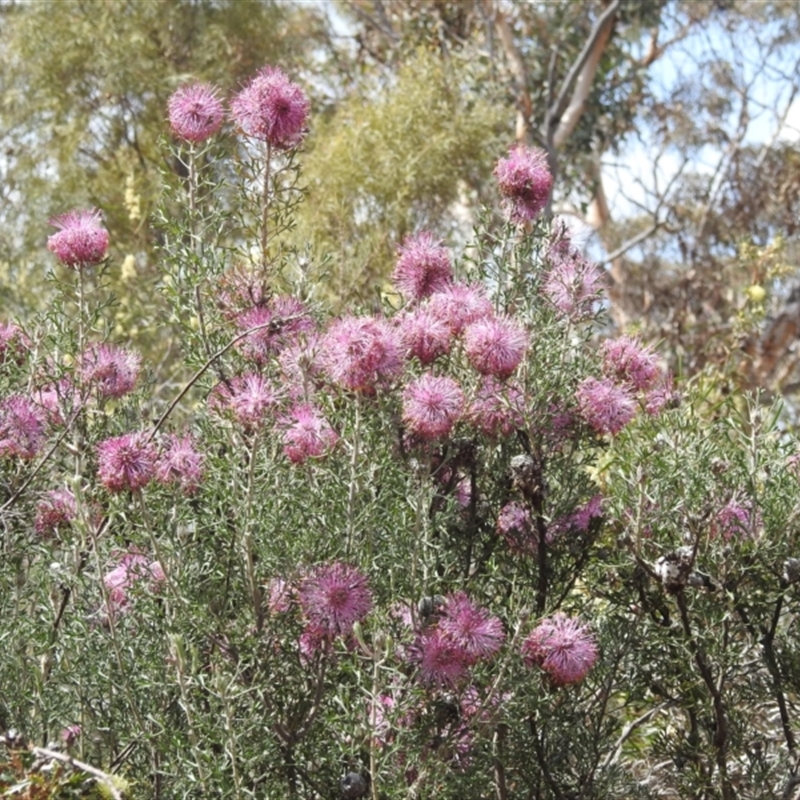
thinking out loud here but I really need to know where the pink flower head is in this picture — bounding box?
[235,297,315,364]
[278,332,324,397]
[80,344,142,399]
[440,592,504,661]
[550,494,604,538]
[209,373,279,430]
[96,432,157,492]
[281,403,338,464]
[155,433,205,493]
[167,82,224,143]
[645,372,680,416]
[299,562,372,636]
[427,283,493,335]
[298,624,332,661]
[468,377,525,438]
[0,322,30,367]
[542,238,603,320]
[35,488,78,538]
[464,316,528,378]
[0,395,47,459]
[103,551,165,616]
[576,377,636,436]
[409,628,470,687]
[402,374,464,440]
[601,335,659,392]
[522,613,598,686]
[392,232,453,302]
[398,307,453,365]
[320,316,403,393]
[230,65,310,149]
[497,501,537,555]
[34,379,80,427]
[710,500,761,542]
[494,145,553,223]
[47,209,109,268]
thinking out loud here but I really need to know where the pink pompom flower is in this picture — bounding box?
[281,403,338,464]
[155,433,206,494]
[467,377,525,438]
[167,82,224,143]
[542,238,603,320]
[710,499,761,542]
[97,432,157,492]
[464,316,528,379]
[402,374,464,440]
[235,297,315,365]
[392,232,453,302]
[209,373,280,430]
[35,488,78,538]
[398,308,453,365]
[522,613,599,686]
[409,628,471,687]
[0,395,48,459]
[80,344,141,400]
[427,283,493,335]
[103,551,165,617]
[497,501,537,555]
[0,322,30,367]
[576,377,636,436]
[47,209,109,268]
[299,562,372,637]
[601,335,660,392]
[230,65,309,149]
[494,145,553,223]
[439,592,504,661]
[320,316,403,393]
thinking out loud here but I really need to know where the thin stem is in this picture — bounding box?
[346,396,362,559]
[260,140,273,273]
[187,144,213,363]
[243,435,264,632]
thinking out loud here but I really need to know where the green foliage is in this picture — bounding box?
[296,49,509,306]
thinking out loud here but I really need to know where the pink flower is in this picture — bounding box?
[409,628,470,687]
[278,332,324,397]
[440,592,504,661]
[427,283,493,335]
[235,297,315,364]
[80,344,141,399]
[35,489,78,537]
[710,500,761,541]
[281,403,338,464]
[320,316,403,393]
[103,551,165,616]
[298,624,332,661]
[550,494,603,538]
[467,377,525,437]
[0,395,48,459]
[392,232,453,302]
[497,501,537,555]
[576,377,636,436]
[542,237,603,319]
[210,373,280,430]
[0,322,29,367]
[47,209,109,268]
[96,432,157,492]
[464,317,528,378]
[402,374,464,440]
[230,65,309,149]
[300,562,372,636]
[155,433,205,493]
[398,308,453,365]
[645,372,680,415]
[601,335,659,391]
[522,613,598,686]
[494,145,553,223]
[33,379,80,427]
[167,82,224,143]
[61,725,81,747]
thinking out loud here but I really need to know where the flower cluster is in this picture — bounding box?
[494,144,553,223]
[47,209,109,268]
[522,613,598,685]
